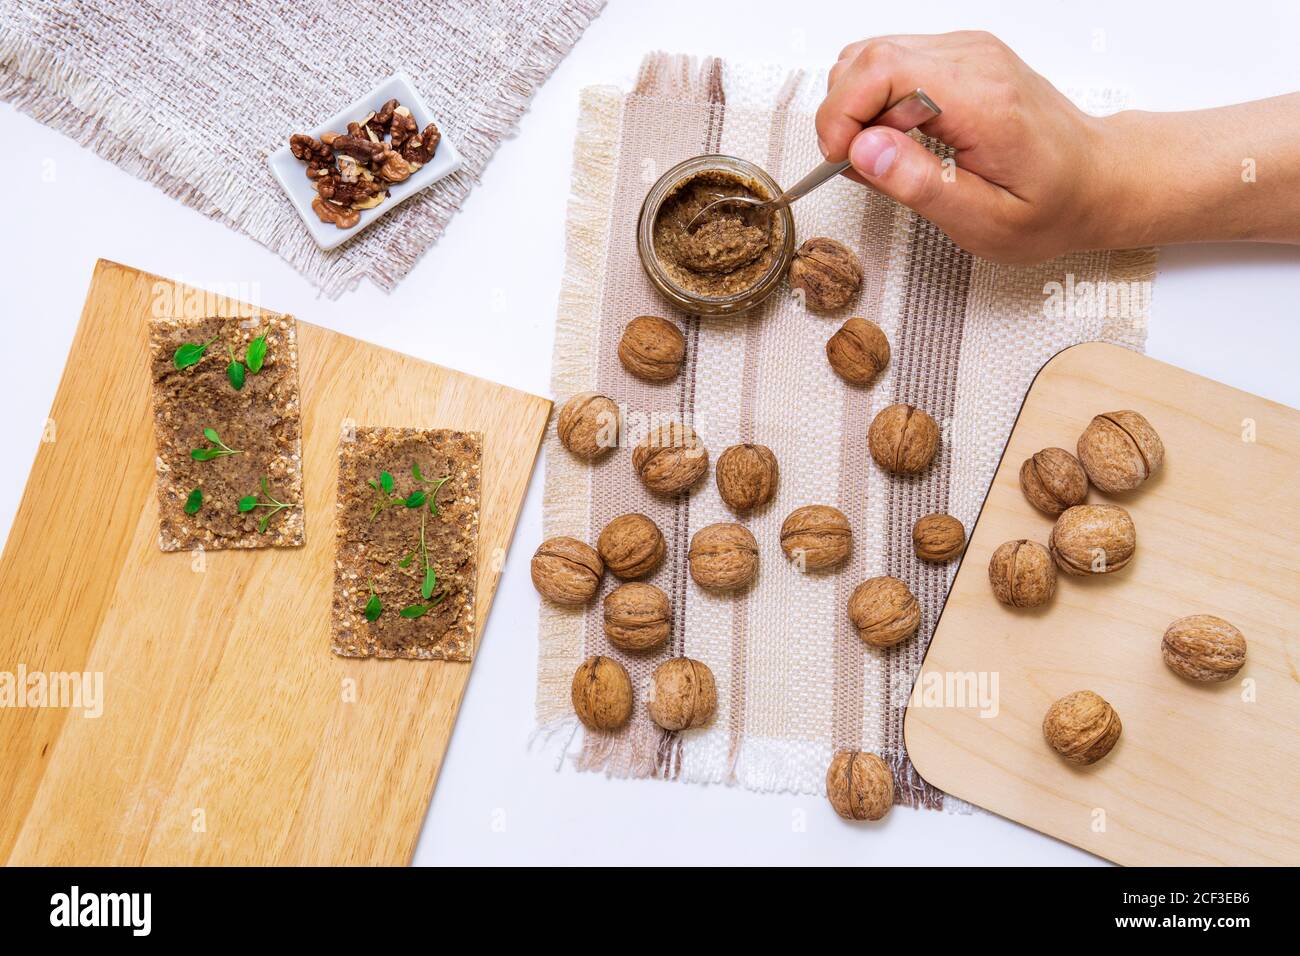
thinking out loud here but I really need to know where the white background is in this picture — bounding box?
[1,0,1297,865]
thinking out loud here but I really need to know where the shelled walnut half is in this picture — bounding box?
[288,98,441,230]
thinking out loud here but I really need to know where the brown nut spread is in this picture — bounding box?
[652,170,781,297]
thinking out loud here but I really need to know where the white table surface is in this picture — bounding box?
[2,0,1297,866]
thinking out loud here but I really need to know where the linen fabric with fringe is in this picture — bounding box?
[0,0,605,297]
[536,53,1156,808]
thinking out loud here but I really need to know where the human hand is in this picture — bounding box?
[816,31,1111,263]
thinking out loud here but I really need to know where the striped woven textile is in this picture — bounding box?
[537,53,1154,806]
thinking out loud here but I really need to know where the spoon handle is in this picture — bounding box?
[776,88,942,207]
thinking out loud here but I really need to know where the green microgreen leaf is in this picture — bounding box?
[238,476,295,533]
[427,475,452,515]
[184,488,203,515]
[173,337,217,370]
[373,470,452,609]
[246,335,267,374]
[363,579,382,621]
[227,358,246,391]
[192,427,241,461]
[398,596,444,619]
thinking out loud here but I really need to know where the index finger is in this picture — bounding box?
[816,42,916,160]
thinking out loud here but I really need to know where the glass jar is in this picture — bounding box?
[636,154,795,317]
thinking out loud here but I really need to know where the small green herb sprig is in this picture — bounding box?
[184,488,204,515]
[226,345,245,391]
[174,337,217,369]
[362,462,453,622]
[238,476,295,533]
[412,462,453,516]
[191,427,241,460]
[174,332,268,391]
[364,580,383,622]
[368,471,414,520]
[225,334,268,390]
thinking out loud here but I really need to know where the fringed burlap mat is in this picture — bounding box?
[537,53,1155,808]
[0,0,604,297]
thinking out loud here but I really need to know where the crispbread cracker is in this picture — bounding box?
[149,315,304,551]
[332,428,481,661]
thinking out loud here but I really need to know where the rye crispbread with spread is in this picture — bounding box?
[149,315,304,552]
[332,427,481,661]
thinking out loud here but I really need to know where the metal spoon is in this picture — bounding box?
[685,88,942,231]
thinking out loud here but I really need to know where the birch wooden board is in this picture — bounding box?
[905,342,1300,866]
[0,260,551,865]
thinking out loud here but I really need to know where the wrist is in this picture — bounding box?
[1085,110,1164,249]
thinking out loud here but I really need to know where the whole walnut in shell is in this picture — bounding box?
[780,504,852,571]
[1042,690,1122,765]
[912,513,966,562]
[988,539,1056,608]
[789,237,862,311]
[688,522,759,591]
[648,658,717,731]
[868,403,939,475]
[1162,614,1247,683]
[632,422,709,495]
[571,655,633,731]
[826,317,890,386]
[557,392,620,460]
[848,576,921,648]
[715,443,779,513]
[618,316,685,382]
[1077,410,1164,493]
[603,582,672,652]
[1050,504,1136,575]
[1020,447,1089,516]
[826,750,893,821]
[531,536,603,606]
[597,513,665,580]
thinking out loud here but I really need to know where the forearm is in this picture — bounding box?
[1093,94,1300,249]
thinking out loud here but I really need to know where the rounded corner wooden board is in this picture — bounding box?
[0,259,552,865]
[904,341,1300,866]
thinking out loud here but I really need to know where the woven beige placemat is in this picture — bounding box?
[0,0,604,297]
[536,53,1155,808]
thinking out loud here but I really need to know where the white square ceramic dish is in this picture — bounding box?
[268,72,463,251]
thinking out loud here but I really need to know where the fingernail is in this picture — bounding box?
[850,129,896,178]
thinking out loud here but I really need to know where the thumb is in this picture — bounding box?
[848,126,1007,231]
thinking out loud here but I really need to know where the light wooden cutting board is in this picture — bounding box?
[0,260,551,865]
[905,342,1300,866]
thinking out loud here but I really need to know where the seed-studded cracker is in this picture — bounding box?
[332,428,482,661]
[149,315,304,551]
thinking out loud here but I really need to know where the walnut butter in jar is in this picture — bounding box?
[637,155,795,316]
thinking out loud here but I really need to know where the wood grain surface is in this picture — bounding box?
[905,342,1300,866]
[0,260,551,865]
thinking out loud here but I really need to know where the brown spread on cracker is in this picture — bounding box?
[149,315,304,552]
[332,427,482,661]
